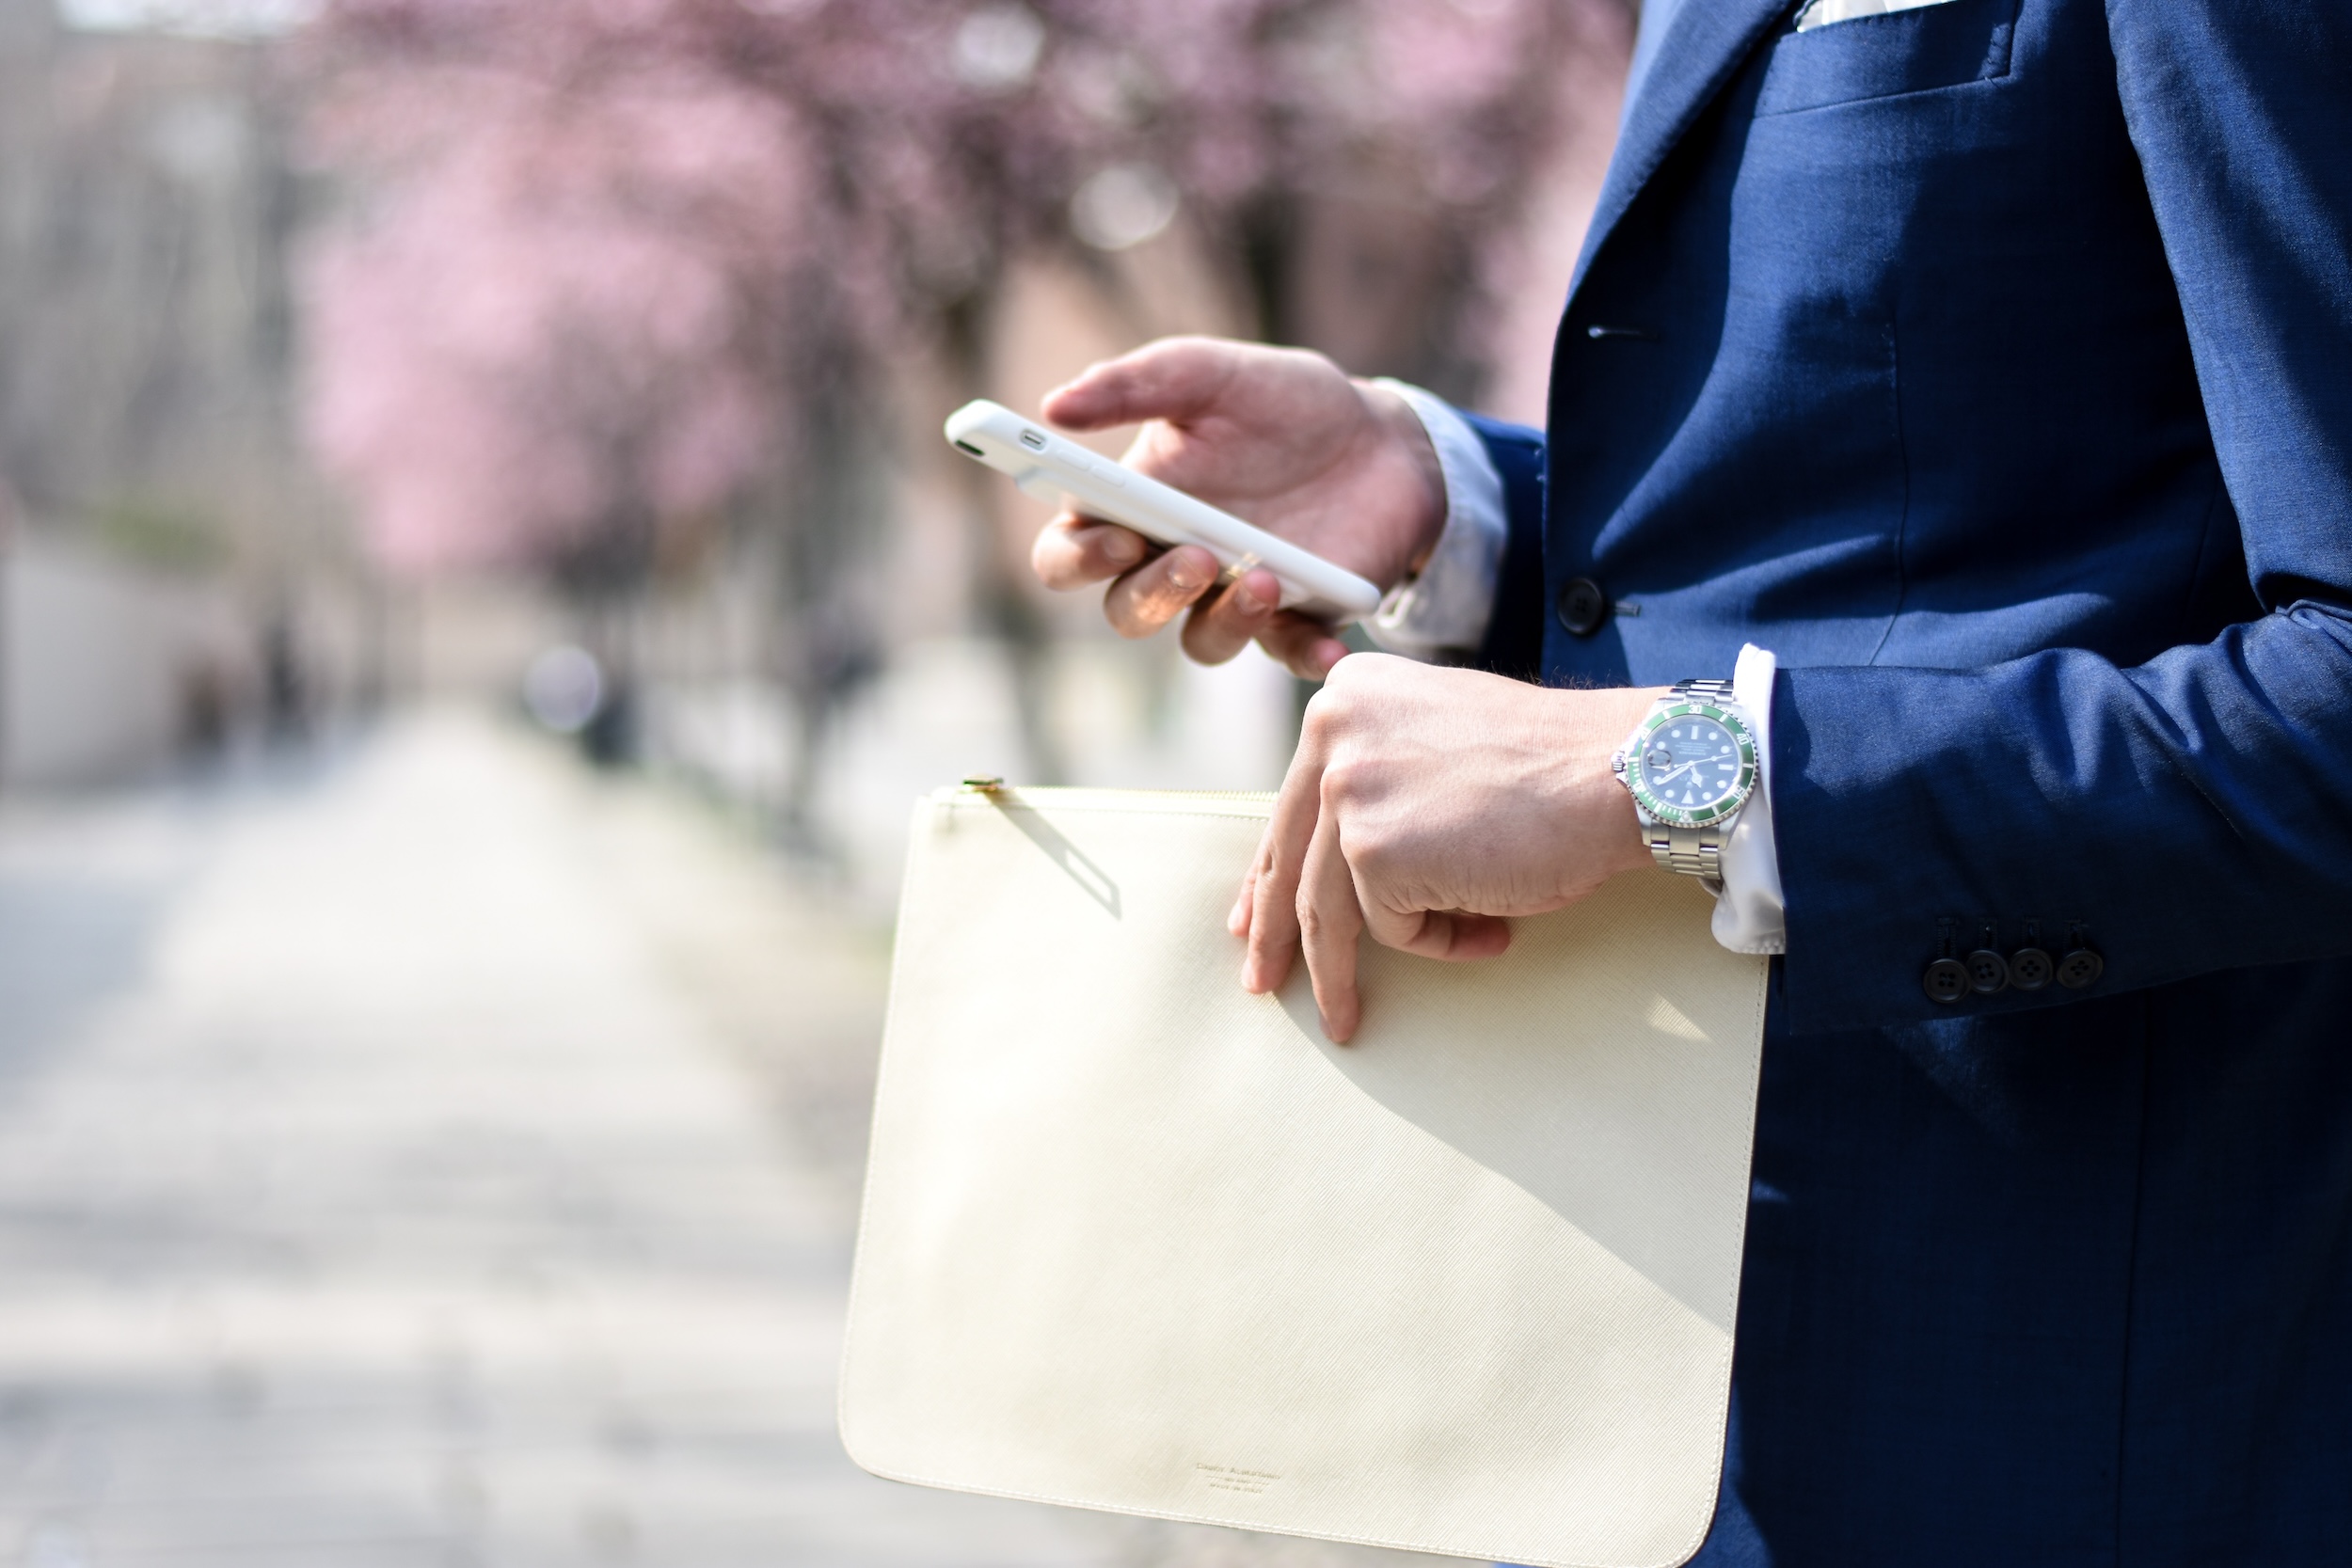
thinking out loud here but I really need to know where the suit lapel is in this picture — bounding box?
[1569,0,1795,297]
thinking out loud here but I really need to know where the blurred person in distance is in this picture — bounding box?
[1026,0,2352,1562]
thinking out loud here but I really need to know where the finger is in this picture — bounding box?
[1297,804,1366,1042]
[1244,738,1327,996]
[1258,614,1351,681]
[1103,544,1219,639]
[1041,337,1235,431]
[1032,515,1150,590]
[1228,837,1266,938]
[1180,568,1281,666]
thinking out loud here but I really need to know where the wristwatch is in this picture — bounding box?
[1610,678,1761,893]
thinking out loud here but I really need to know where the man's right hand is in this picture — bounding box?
[1030,338,1448,680]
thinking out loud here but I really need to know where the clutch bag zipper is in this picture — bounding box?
[950,778,1277,810]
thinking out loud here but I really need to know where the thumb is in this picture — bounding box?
[1376,907,1513,963]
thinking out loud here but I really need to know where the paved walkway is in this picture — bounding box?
[0,713,1439,1568]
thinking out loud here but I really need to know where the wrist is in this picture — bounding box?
[1356,378,1449,577]
[1551,685,1669,880]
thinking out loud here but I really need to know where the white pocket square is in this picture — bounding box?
[1794,0,1960,32]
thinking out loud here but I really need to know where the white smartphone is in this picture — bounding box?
[945,399,1384,625]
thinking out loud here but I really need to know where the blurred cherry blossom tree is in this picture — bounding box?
[306,67,810,580]
[301,0,1622,571]
[295,0,1626,779]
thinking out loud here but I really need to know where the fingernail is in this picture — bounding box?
[1104,531,1143,565]
[1167,559,1205,593]
[1232,581,1264,614]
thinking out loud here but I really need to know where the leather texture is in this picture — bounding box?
[840,787,1771,1568]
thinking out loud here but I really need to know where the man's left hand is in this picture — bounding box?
[1232,655,1664,1042]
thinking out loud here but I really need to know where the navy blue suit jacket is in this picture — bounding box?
[1466,0,2352,1560]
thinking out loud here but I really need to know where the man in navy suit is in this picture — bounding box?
[1029,0,2352,1559]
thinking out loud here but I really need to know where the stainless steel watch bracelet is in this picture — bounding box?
[1645,678,1740,893]
[1672,678,1739,705]
[1648,824,1726,890]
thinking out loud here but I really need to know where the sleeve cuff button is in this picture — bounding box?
[1966,948,2010,995]
[2057,948,2105,989]
[1924,958,1970,1005]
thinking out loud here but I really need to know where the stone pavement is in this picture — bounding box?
[0,712,1448,1568]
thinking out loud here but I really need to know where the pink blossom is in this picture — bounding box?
[295,0,1627,578]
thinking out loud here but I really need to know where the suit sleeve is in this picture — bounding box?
[1459,412,1551,682]
[1771,0,2352,1032]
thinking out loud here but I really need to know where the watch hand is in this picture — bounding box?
[1650,759,1698,786]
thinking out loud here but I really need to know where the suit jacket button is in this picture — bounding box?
[1555,577,1609,636]
[1923,958,1969,1005]
[1966,948,2010,994]
[2008,946,2054,990]
[2057,948,2105,989]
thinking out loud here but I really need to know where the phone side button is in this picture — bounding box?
[1073,453,1125,487]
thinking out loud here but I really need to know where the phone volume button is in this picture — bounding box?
[1079,454,1126,487]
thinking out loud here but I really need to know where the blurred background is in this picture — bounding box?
[0,0,1629,1561]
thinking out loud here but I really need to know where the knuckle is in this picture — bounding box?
[1181,619,1242,667]
[1029,531,1073,579]
[1258,618,1307,656]
[1320,756,1372,804]
[1103,593,1158,640]
[1301,688,1350,738]
[1348,829,1397,878]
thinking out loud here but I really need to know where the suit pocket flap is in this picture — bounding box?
[1757,0,2021,116]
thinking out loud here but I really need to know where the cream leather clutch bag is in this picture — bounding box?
[841,785,1770,1568]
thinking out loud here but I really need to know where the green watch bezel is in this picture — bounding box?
[1624,701,1759,830]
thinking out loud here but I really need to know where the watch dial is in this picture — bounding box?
[1638,718,1745,811]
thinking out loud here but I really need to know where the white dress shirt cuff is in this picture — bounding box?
[1710,642,1788,956]
[1361,380,1508,660]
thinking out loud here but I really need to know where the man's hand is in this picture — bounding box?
[1031,337,1446,679]
[1231,655,1665,1042]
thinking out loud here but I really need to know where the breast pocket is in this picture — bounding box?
[1756,0,2022,117]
